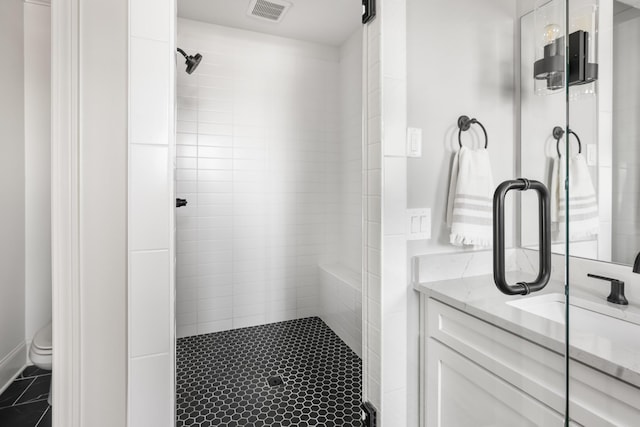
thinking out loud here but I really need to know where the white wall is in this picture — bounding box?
[128,0,175,425]
[175,19,341,337]
[362,0,410,423]
[406,1,517,425]
[338,30,364,274]
[0,0,27,391]
[362,12,382,415]
[24,1,52,344]
[319,264,362,356]
[407,0,517,255]
[51,0,173,424]
[78,0,128,424]
[378,0,410,423]
[318,29,364,357]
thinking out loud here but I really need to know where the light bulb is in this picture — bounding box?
[543,24,561,44]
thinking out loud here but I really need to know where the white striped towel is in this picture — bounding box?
[550,153,599,240]
[446,146,494,247]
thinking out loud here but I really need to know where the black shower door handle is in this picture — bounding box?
[493,178,551,295]
[176,198,188,208]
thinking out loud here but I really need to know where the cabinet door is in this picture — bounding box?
[427,339,565,427]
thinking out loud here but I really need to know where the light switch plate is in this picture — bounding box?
[406,208,431,240]
[407,127,422,158]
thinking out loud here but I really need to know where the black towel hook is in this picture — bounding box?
[458,115,488,149]
[553,126,582,158]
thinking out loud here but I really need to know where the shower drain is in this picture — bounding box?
[267,375,284,387]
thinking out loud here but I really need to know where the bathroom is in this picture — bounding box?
[2,0,640,426]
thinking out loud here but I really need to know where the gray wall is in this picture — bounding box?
[407,0,517,256]
[406,0,519,424]
[0,0,26,388]
[612,4,640,264]
[24,1,52,344]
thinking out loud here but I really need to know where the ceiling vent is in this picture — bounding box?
[247,0,292,23]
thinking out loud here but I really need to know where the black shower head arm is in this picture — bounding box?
[176,47,202,74]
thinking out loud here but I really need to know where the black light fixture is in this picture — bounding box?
[533,0,598,94]
[566,30,598,87]
[177,48,202,75]
[534,30,598,91]
[533,23,565,90]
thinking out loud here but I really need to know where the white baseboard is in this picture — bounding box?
[0,341,28,395]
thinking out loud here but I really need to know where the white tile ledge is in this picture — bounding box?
[318,263,362,291]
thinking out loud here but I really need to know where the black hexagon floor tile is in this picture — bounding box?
[176,317,362,426]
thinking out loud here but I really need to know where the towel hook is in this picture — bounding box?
[458,115,488,149]
[553,126,582,158]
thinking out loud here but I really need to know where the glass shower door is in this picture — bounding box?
[406,0,574,425]
[519,0,574,424]
[565,0,640,425]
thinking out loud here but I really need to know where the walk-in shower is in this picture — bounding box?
[174,0,364,425]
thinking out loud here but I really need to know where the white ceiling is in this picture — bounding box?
[177,0,362,46]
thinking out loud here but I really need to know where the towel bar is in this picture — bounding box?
[553,126,582,158]
[457,115,488,149]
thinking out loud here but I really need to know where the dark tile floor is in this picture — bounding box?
[177,317,362,427]
[0,366,51,427]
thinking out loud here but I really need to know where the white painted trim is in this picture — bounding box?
[0,342,28,396]
[51,0,82,425]
[24,0,51,6]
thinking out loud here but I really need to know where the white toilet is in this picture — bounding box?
[29,322,52,405]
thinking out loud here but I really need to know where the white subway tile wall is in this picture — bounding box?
[379,0,409,423]
[317,29,364,358]
[176,19,362,339]
[319,264,362,357]
[128,0,175,425]
[337,30,365,276]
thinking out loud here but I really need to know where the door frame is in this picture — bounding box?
[51,0,82,425]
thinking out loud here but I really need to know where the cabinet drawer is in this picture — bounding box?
[427,338,565,426]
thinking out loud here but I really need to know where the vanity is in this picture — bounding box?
[415,272,640,426]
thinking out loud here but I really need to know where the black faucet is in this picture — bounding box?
[633,252,640,274]
[587,274,628,305]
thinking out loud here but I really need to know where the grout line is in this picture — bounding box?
[19,372,46,380]
[12,378,36,406]
[35,405,50,427]
[7,397,50,409]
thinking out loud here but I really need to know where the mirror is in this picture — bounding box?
[520,0,640,266]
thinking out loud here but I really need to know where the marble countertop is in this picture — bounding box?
[414,273,640,388]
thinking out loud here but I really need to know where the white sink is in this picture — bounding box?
[507,293,640,353]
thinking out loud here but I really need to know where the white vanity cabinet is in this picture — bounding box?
[420,295,640,427]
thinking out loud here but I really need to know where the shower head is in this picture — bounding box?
[177,48,202,74]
